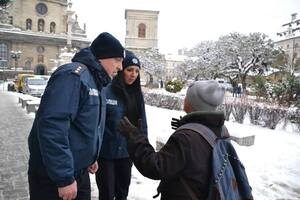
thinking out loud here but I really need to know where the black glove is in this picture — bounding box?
[171,116,183,130]
[119,117,141,139]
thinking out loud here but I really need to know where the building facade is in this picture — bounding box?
[0,0,89,75]
[275,13,300,74]
[164,53,186,81]
[125,9,159,50]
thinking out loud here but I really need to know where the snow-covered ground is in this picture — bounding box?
[131,105,300,200]
[1,82,300,200]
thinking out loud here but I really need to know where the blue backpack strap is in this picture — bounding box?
[177,123,217,200]
[176,123,217,147]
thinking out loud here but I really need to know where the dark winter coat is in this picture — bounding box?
[99,73,148,159]
[28,48,110,187]
[125,111,226,200]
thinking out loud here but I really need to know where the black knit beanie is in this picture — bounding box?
[122,50,141,69]
[90,32,125,59]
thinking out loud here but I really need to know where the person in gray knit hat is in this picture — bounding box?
[184,80,225,112]
[118,80,254,200]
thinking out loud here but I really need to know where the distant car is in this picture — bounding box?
[36,75,50,81]
[23,77,48,97]
[14,73,35,93]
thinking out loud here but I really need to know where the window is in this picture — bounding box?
[287,44,289,48]
[38,55,44,63]
[138,23,146,38]
[8,16,13,25]
[26,19,32,30]
[24,60,32,70]
[50,22,56,33]
[36,46,45,53]
[0,43,8,61]
[38,19,45,32]
[36,3,48,15]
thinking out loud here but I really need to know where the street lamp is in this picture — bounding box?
[10,50,22,71]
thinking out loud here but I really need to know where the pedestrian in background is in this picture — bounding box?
[28,32,124,200]
[96,50,148,200]
[237,84,242,97]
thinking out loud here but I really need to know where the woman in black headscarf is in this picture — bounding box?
[96,50,148,200]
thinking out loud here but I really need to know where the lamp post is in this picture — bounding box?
[10,50,22,71]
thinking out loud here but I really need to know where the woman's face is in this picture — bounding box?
[123,65,140,85]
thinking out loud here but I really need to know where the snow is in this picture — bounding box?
[131,105,300,200]
[1,83,300,200]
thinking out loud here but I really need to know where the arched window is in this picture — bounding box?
[38,19,45,32]
[8,16,13,25]
[36,65,46,75]
[24,60,32,70]
[50,22,56,33]
[138,23,146,38]
[26,19,32,30]
[38,55,44,63]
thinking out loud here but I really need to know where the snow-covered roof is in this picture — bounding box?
[164,54,187,62]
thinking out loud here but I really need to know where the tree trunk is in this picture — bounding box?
[241,74,247,91]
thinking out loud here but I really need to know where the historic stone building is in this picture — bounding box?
[124,9,164,86]
[0,0,89,75]
[275,13,300,74]
[124,9,159,50]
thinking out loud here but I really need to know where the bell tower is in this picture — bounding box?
[125,9,159,50]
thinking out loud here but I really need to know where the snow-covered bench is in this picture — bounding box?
[25,99,40,113]
[18,95,35,108]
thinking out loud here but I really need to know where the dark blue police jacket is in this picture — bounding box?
[28,48,110,187]
[99,83,148,159]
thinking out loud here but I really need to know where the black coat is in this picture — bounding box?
[125,111,226,200]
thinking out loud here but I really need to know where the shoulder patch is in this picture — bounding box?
[72,64,87,76]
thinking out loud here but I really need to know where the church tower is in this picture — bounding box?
[124,9,159,50]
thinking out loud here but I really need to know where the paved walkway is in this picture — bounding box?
[0,90,153,200]
[0,91,32,200]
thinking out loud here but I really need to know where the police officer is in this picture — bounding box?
[28,32,124,200]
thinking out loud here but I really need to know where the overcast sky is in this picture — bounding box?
[72,0,300,54]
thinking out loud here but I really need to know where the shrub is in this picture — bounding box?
[253,75,267,98]
[165,79,184,93]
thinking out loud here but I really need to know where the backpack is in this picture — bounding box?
[177,123,253,200]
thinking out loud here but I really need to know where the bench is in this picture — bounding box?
[25,99,40,113]
[18,95,35,108]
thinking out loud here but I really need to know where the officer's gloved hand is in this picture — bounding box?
[171,116,183,130]
[119,117,142,139]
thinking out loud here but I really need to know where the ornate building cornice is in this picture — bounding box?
[0,28,90,48]
[38,0,68,6]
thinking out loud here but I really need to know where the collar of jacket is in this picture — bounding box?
[72,47,111,87]
[180,111,225,128]
[97,63,111,87]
